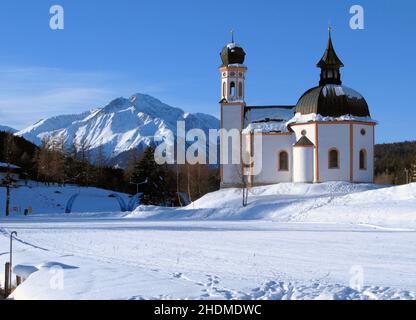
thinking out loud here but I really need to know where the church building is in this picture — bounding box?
[219,31,376,187]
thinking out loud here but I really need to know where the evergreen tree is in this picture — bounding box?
[131,146,173,205]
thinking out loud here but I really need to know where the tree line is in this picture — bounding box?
[0,131,220,206]
[374,141,416,184]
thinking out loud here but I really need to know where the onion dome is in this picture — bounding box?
[220,33,246,66]
[296,84,370,117]
[295,29,371,118]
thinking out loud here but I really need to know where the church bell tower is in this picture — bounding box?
[219,32,247,188]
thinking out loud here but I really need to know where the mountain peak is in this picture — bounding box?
[16,92,220,166]
[129,93,160,104]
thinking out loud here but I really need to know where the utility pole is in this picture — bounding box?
[9,231,17,291]
[6,182,10,216]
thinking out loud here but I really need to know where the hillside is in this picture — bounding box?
[0,125,17,133]
[375,141,416,184]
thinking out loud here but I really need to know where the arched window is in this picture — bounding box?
[230,82,236,97]
[238,82,243,98]
[328,149,339,169]
[359,149,367,170]
[278,151,289,171]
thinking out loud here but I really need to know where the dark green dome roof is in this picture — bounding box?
[220,42,246,66]
[296,84,370,118]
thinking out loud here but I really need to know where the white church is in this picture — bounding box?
[219,31,376,188]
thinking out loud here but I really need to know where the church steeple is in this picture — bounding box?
[317,27,344,86]
[219,32,247,102]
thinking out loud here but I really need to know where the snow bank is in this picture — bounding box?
[14,265,39,279]
[131,182,416,229]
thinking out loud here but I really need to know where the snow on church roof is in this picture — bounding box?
[243,121,290,134]
[242,108,377,134]
[243,106,295,134]
[287,112,377,126]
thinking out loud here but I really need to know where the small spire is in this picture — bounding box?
[231,29,234,43]
[317,27,344,86]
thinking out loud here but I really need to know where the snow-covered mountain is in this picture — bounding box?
[16,93,219,164]
[0,125,17,133]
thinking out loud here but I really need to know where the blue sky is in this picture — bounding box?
[0,0,415,143]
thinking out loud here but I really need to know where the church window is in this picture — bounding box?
[278,151,289,171]
[230,82,236,96]
[361,128,366,136]
[328,149,339,169]
[301,130,307,136]
[360,149,367,170]
[222,82,226,98]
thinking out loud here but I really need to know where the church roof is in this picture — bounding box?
[220,42,246,66]
[295,84,370,118]
[243,106,295,133]
[294,136,314,147]
[245,106,295,124]
[317,34,344,69]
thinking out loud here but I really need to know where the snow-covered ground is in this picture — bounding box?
[1,182,416,300]
[0,182,129,215]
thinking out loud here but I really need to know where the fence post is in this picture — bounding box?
[16,276,22,286]
[4,262,10,298]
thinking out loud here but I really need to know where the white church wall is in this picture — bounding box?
[221,104,243,186]
[318,123,350,182]
[353,124,374,183]
[293,146,314,183]
[252,134,294,185]
[291,123,317,144]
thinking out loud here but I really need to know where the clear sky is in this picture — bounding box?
[0,0,415,143]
